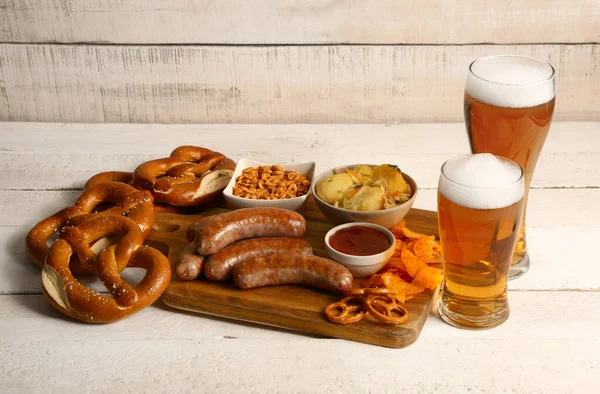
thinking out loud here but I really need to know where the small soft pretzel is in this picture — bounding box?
[132,146,235,207]
[324,296,367,324]
[42,215,171,323]
[364,294,409,324]
[26,181,154,273]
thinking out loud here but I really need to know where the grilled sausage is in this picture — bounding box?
[175,242,205,280]
[194,208,306,255]
[185,215,218,243]
[233,254,354,294]
[204,237,313,281]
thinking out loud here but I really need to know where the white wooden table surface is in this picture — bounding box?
[1,122,598,394]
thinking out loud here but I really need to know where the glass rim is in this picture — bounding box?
[468,55,556,88]
[440,154,524,190]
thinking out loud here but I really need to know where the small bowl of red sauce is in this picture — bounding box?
[325,222,396,278]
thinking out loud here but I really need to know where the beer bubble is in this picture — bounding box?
[466,55,555,109]
[439,154,524,210]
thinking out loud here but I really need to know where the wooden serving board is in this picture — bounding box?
[148,198,440,349]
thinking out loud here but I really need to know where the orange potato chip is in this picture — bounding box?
[361,222,442,303]
[389,219,407,239]
[411,266,443,291]
[361,274,384,289]
[392,239,405,257]
[401,246,428,278]
[380,272,425,295]
[381,265,412,282]
[412,235,437,261]
[384,257,406,271]
[405,239,418,253]
[402,227,428,240]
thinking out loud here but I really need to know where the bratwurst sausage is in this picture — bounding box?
[204,237,314,281]
[175,242,205,280]
[193,208,306,255]
[233,254,354,294]
[185,215,218,243]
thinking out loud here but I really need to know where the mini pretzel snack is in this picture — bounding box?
[324,296,367,324]
[364,294,409,324]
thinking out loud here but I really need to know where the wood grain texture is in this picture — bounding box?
[1,122,598,189]
[1,44,598,123]
[4,188,599,230]
[1,293,599,394]
[4,190,599,294]
[1,0,599,44]
[154,202,439,349]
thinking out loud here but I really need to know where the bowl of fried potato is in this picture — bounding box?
[311,163,418,228]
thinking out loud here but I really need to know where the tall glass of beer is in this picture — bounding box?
[464,55,555,280]
[437,154,524,329]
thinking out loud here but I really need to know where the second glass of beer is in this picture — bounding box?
[437,154,524,329]
[464,55,555,279]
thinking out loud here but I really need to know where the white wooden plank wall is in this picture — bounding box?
[0,0,599,123]
[2,0,599,44]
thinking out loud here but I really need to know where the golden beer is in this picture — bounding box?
[464,55,555,279]
[437,154,524,329]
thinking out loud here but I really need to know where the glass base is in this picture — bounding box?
[438,300,510,330]
[509,253,530,280]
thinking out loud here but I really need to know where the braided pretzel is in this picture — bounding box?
[42,215,171,323]
[132,146,235,207]
[324,296,367,324]
[26,181,154,273]
[364,294,409,324]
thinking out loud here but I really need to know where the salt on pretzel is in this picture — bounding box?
[132,146,235,207]
[26,181,154,273]
[42,215,171,323]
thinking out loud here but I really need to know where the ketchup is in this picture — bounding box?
[329,226,392,256]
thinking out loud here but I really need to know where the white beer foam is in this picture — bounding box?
[466,55,555,108]
[439,154,524,210]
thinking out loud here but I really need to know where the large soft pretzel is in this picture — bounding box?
[42,215,171,323]
[84,171,134,189]
[26,181,154,273]
[132,146,235,207]
[83,172,187,214]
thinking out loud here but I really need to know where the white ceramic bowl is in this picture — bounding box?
[311,164,418,228]
[223,158,316,212]
[325,222,396,278]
